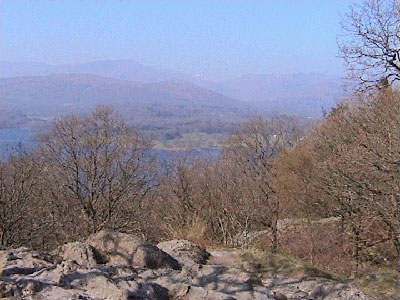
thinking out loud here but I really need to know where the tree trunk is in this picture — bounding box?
[396,2,400,299]
[397,89,400,299]
[352,226,360,278]
[397,3,400,299]
[271,195,279,254]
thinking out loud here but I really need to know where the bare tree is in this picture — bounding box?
[340,1,400,295]
[38,106,155,241]
[0,153,42,247]
[308,93,396,275]
[339,0,400,89]
[272,90,399,275]
[223,115,305,251]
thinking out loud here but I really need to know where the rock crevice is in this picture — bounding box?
[0,230,374,300]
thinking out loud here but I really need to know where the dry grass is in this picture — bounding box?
[353,267,397,300]
[250,218,396,277]
[241,249,336,280]
[241,248,397,299]
[168,216,211,248]
[244,227,398,300]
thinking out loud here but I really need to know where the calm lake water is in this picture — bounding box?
[0,128,220,163]
[0,128,35,159]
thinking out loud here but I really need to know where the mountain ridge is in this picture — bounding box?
[0,73,248,138]
[0,60,345,117]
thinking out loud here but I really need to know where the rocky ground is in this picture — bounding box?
[0,230,375,299]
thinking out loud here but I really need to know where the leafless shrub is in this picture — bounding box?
[35,105,156,244]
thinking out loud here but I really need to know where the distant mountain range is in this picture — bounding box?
[0,60,346,125]
[213,73,343,102]
[1,60,345,117]
[0,73,249,137]
[0,73,237,113]
[211,73,344,116]
[0,59,346,151]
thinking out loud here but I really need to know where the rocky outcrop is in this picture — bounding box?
[157,240,210,266]
[0,247,53,277]
[87,230,180,270]
[0,231,375,300]
[55,241,104,269]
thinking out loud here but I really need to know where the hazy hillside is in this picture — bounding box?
[207,73,345,117]
[0,61,346,152]
[0,61,343,117]
[0,73,239,111]
[0,74,249,147]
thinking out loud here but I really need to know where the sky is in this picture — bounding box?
[0,0,359,80]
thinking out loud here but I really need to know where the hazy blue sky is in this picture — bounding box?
[1,0,359,80]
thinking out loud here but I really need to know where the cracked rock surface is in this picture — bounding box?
[0,230,374,300]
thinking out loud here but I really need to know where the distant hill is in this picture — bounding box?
[0,74,248,138]
[0,64,345,151]
[0,73,238,111]
[0,60,345,117]
[207,73,345,117]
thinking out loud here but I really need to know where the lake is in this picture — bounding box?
[0,128,221,163]
[0,128,35,159]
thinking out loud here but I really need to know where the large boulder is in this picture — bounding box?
[87,230,180,270]
[55,241,105,269]
[157,240,210,266]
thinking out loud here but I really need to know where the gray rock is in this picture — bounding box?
[203,267,260,294]
[79,274,127,300]
[291,290,309,299]
[56,241,105,268]
[0,232,377,300]
[33,285,96,300]
[309,284,324,299]
[157,240,210,266]
[35,260,79,284]
[324,285,373,300]
[134,244,181,270]
[0,280,21,299]
[87,229,180,270]
[0,248,54,277]
[234,290,273,300]
[139,282,169,300]
[171,285,237,300]
[272,291,287,300]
